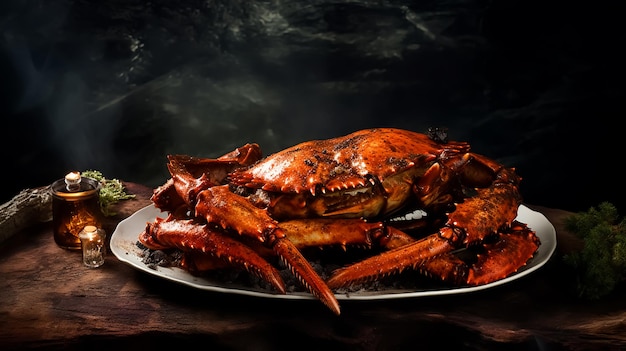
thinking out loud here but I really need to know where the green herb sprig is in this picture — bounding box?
[563,202,626,299]
[81,170,135,217]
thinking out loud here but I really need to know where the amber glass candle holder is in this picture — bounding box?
[50,172,102,250]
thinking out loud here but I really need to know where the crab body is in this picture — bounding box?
[232,129,472,219]
[139,128,540,315]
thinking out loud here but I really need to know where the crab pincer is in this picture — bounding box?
[139,216,286,294]
[195,185,341,315]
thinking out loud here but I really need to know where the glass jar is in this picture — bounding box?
[50,172,102,250]
[79,225,106,268]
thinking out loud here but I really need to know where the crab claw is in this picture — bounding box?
[417,221,540,285]
[196,185,341,315]
[326,230,456,289]
[327,184,525,289]
[139,216,287,294]
[154,144,263,212]
[273,236,341,315]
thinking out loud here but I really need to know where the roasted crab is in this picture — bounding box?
[139,128,540,315]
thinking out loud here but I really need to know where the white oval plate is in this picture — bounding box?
[110,204,556,300]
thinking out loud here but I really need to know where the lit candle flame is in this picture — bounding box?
[83,225,98,240]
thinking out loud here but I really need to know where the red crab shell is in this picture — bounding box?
[229,128,474,220]
[230,128,461,194]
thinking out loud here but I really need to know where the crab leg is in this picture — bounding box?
[327,183,523,289]
[139,216,286,294]
[278,219,415,250]
[195,185,341,315]
[326,230,456,288]
[464,224,539,284]
[180,251,231,273]
[417,222,540,285]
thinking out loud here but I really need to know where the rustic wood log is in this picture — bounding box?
[0,186,52,245]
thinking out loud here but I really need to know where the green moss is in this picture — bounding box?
[563,202,626,299]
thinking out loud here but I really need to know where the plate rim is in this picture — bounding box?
[110,204,557,301]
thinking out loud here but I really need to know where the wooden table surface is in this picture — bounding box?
[1,183,625,350]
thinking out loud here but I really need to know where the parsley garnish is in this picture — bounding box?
[81,170,135,217]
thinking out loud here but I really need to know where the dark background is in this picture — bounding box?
[1,0,624,213]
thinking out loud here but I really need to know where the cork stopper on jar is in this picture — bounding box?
[64,172,82,192]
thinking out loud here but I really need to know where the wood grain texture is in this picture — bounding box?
[1,185,624,350]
